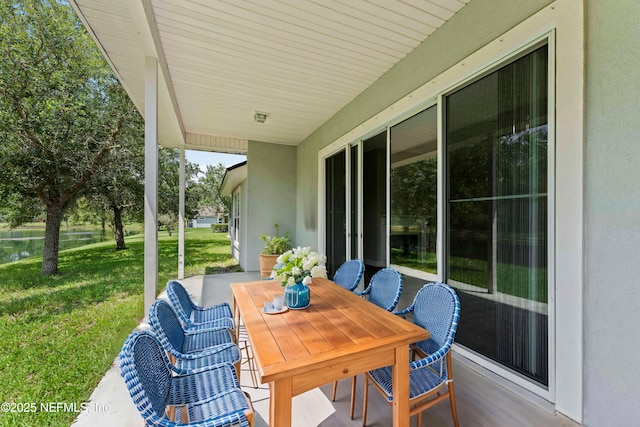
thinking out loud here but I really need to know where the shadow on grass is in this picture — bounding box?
[0,277,140,321]
[204,265,243,275]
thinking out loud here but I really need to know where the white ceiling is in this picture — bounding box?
[71,0,470,153]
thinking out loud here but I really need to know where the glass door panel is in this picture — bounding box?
[325,150,346,276]
[446,45,549,385]
[350,144,359,260]
[390,106,438,277]
[362,131,387,283]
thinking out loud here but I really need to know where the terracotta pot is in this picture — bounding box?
[259,254,279,279]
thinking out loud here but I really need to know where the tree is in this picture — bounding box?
[158,148,201,220]
[85,125,144,249]
[200,164,232,220]
[0,0,143,274]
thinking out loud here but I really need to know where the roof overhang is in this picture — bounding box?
[70,0,470,153]
[220,161,248,195]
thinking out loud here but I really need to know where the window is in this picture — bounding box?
[232,191,240,244]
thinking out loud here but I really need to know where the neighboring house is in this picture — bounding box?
[191,206,225,229]
[71,0,640,425]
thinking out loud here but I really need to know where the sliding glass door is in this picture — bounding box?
[446,45,549,385]
[323,42,550,389]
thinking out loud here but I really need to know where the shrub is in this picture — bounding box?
[211,223,229,233]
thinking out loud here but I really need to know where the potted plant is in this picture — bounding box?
[259,223,292,278]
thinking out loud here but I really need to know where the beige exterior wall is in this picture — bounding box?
[243,140,297,272]
[583,0,640,425]
[295,0,554,246]
[291,0,597,423]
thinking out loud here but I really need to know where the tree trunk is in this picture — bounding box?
[41,203,64,276]
[113,206,127,250]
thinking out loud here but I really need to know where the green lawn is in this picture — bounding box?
[0,228,239,427]
[390,248,547,303]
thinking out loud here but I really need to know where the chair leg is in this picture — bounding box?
[331,381,338,401]
[449,384,460,427]
[244,391,255,427]
[239,325,258,388]
[349,375,357,419]
[446,353,460,427]
[244,343,258,388]
[362,375,369,427]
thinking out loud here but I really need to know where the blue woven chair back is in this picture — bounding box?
[166,280,194,322]
[412,283,460,354]
[119,331,171,421]
[149,299,185,354]
[367,268,403,312]
[332,259,364,291]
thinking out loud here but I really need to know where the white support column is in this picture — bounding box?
[144,56,158,317]
[178,147,185,279]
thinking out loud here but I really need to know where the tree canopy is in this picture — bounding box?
[0,0,144,274]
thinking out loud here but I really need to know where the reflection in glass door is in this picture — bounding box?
[446,45,549,385]
[362,131,387,283]
[390,106,438,277]
[325,150,346,276]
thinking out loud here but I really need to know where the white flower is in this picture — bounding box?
[310,265,327,278]
[271,246,327,286]
[303,257,317,271]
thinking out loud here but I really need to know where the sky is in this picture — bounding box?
[185,150,246,174]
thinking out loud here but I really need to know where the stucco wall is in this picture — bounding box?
[293,0,589,422]
[244,140,297,272]
[295,0,554,247]
[583,0,640,424]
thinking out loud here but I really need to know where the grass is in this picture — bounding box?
[0,228,239,427]
[390,248,547,303]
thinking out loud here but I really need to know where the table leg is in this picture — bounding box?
[270,377,293,427]
[233,296,240,342]
[391,345,410,427]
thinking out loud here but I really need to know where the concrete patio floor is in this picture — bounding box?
[71,272,580,427]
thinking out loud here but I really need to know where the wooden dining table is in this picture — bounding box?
[231,277,430,427]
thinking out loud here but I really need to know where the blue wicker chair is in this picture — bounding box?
[148,300,240,374]
[354,268,403,311]
[332,267,403,418]
[167,280,234,328]
[362,283,461,427]
[119,330,253,426]
[332,259,365,291]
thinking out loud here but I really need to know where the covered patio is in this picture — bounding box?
[72,272,578,427]
[65,0,640,425]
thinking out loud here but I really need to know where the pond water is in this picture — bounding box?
[0,228,110,264]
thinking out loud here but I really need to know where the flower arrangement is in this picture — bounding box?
[271,246,327,286]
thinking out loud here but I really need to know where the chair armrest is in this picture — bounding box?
[392,305,413,316]
[171,342,240,364]
[183,328,235,352]
[184,318,235,333]
[168,363,240,406]
[178,389,252,427]
[409,345,450,370]
[353,285,371,297]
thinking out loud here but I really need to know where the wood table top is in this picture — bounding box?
[231,277,429,384]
